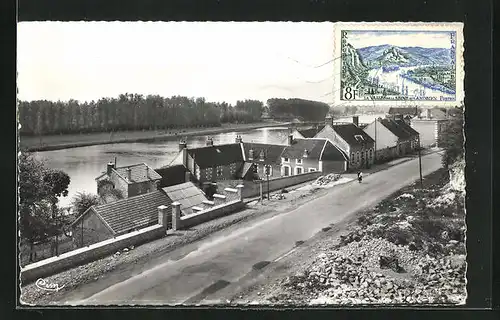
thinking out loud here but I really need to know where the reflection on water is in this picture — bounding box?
[34,127,291,207]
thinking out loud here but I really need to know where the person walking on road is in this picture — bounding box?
[357,171,363,183]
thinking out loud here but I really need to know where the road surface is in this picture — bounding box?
[65,152,442,305]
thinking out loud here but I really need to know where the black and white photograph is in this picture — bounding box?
[18,21,466,306]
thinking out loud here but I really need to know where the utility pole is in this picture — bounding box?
[418,135,423,188]
[374,118,377,164]
[265,165,271,200]
[259,180,263,202]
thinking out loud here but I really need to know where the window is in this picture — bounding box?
[283,165,290,176]
[296,167,303,175]
[283,157,290,163]
[351,153,354,161]
[309,168,317,172]
[354,134,364,142]
[369,149,373,158]
[217,166,223,177]
[296,159,303,164]
[356,151,360,161]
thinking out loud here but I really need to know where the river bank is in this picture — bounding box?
[20,121,290,152]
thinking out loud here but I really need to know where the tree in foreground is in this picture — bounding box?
[18,151,70,261]
[71,192,101,218]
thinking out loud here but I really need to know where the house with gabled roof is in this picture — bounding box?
[281,137,348,176]
[70,190,172,247]
[170,137,246,185]
[322,123,376,170]
[363,117,419,162]
[242,142,286,179]
[96,162,162,201]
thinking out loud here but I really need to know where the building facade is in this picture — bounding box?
[363,118,399,162]
[316,123,375,171]
[281,137,348,176]
[242,142,286,179]
[96,162,162,200]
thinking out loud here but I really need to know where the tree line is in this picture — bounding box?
[266,98,330,122]
[18,94,265,136]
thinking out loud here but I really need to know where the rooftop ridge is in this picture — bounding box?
[93,190,165,211]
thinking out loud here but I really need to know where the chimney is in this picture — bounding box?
[107,162,115,175]
[235,135,243,143]
[259,150,265,161]
[179,140,187,151]
[248,148,254,161]
[352,116,359,127]
[288,134,294,146]
[206,137,214,147]
[126,168,132,181]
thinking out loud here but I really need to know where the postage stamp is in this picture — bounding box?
[333,22,464,107]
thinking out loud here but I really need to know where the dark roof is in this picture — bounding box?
[282,139,326,160]
[332,123,375,146]
[388,107,419,116]
[380,119,412,140]
[393,119,419,137]
[297,125,325,138]
[188,143,244,168]
[242,143,286,165]
[162,182,207,216]
[72,190,172,235]
[113,163,162,183]
[155,164,188,188]
[320,140,349,162]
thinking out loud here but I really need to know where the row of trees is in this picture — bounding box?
[18,94,265,136]
[266,98,330,121]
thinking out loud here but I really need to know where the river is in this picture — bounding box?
[367,66,455,100]
[34,114,384,207]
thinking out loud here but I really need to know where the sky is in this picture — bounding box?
[347,31,452,49]
[17,22,336,105]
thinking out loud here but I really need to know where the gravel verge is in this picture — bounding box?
[232,168,467,306]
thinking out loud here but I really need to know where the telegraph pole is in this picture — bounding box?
[418,135,423,188]
[266,165,270,200]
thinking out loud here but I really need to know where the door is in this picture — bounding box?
[283,166,290,176]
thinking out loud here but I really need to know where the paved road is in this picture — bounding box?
[68,152,443,305]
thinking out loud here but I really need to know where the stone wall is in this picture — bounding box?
[21,224,167,284]
[172,200,245,230]
[240,171,322,198]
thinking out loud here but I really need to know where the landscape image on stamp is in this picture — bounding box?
[18,22,465,306]
[341,30,457,102]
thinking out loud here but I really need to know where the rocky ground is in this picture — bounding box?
[234,167,467,306]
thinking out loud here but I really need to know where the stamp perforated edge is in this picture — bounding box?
[332,22,464,108]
